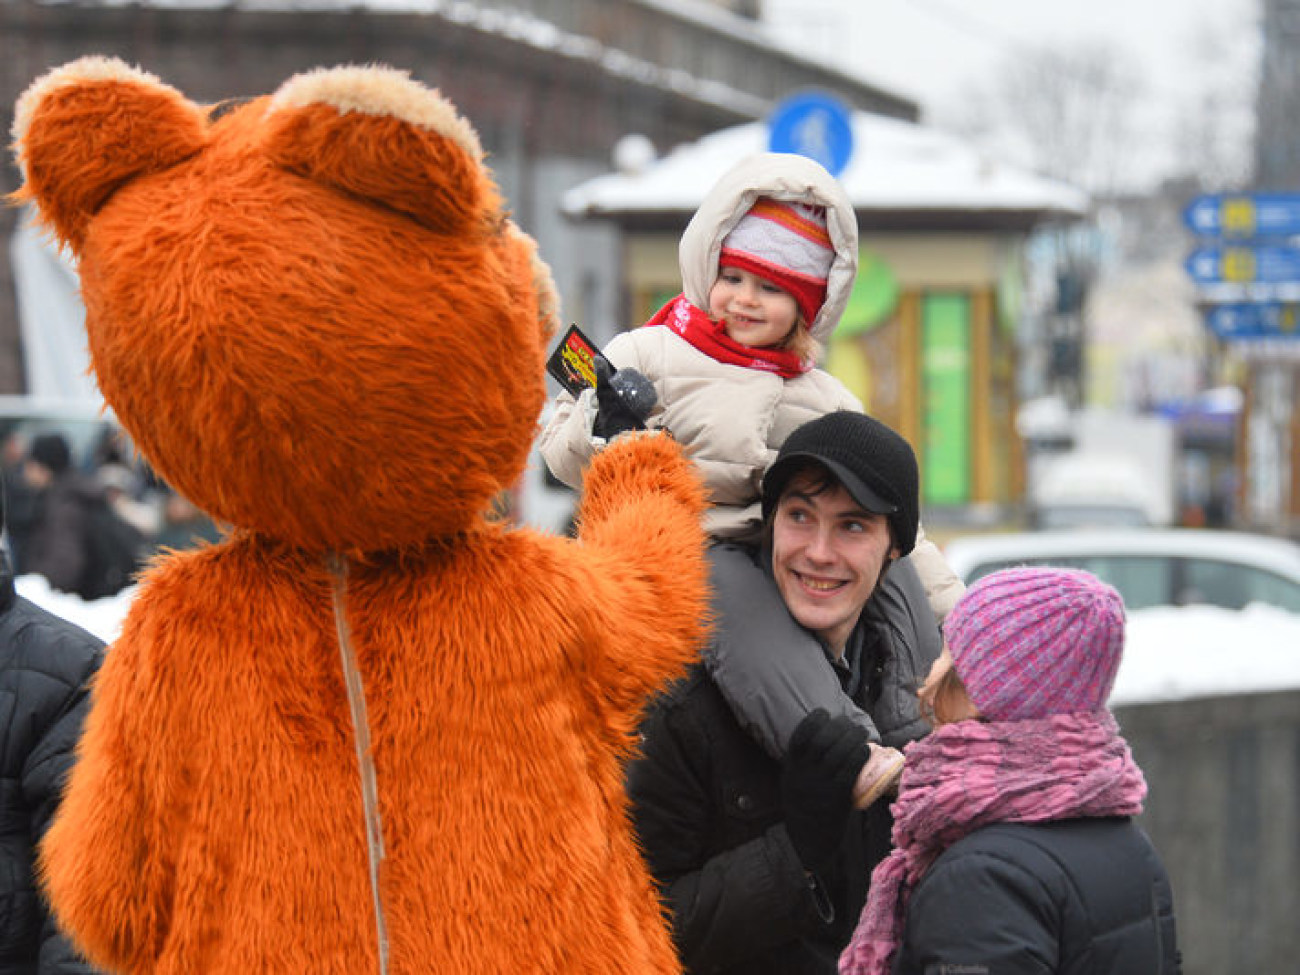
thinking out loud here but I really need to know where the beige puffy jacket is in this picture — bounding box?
[540,325,862,539]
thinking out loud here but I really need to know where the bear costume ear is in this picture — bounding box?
[264,65,498,236]
[10,55,208,255]
[504,218,562,341]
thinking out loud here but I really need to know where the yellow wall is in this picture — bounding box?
[626,234,681,322]
[859,235,1007,288]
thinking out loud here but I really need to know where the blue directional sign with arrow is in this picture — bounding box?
[1185,244,1300,285]
[1184,193,1300,240]
[1184,193,1300,346]
[1203,302,1300,340]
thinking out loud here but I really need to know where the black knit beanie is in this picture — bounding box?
[761,411,919,555]
[29,433,72,476]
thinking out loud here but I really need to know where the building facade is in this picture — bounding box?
[0,0,916,396]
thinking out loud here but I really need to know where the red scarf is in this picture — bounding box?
[839,711,1148,975]
[645,295,812,379]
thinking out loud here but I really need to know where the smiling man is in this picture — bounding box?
[766,442,903,657]
[627,411,940,975]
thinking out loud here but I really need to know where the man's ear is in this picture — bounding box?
[262,65,499,238]
[10,56,208,255]
[875,548,899,585]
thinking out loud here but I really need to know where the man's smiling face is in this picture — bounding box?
[771,469,898,655]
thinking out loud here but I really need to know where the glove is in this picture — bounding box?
[781,708,871,873]
[592,357,654,440]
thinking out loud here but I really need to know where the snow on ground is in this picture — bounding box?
[15,575,1300,708]
[15,574,135,644]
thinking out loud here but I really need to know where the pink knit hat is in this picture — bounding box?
[719,197,833,325]
[945,567,1126,720]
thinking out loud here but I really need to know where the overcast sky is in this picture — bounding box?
[762,0,1261,189]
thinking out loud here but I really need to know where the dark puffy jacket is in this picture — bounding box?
[0,550,104,973]
[893,818,1181,975]
[627,548,940,974]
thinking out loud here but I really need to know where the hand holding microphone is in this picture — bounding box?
[592,357,656,441]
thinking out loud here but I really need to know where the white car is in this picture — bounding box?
[943,528,1300,614]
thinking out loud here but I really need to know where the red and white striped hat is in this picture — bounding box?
[719,197,834,326]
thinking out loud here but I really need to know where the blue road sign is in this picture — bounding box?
[1203,302,1300,341]
[768,92,854,177]
[1184,193,1300,239]
[1185,244,1300,285]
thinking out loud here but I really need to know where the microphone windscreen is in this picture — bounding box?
[609,368,657,421]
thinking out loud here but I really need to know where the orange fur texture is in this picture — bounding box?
[12,58,709,973]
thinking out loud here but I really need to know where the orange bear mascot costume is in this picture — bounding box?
[11,57,709,974]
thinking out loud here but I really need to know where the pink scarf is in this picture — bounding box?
[645,294,812,379]
[839,711,1147,975]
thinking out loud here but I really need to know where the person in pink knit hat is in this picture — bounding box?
[839,566,1182,975]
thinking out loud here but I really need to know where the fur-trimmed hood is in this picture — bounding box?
[677,152,859,345]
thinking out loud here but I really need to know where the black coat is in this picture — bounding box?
[0,552,104,974]
[893,818,1181,975]
[13,477,93,596]
[626,553,939,974]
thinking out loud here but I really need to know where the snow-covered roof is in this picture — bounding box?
[563,113,1090,220]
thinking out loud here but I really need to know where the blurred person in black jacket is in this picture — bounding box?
[1,431,37,575]
[10,435,144,601]
[7,435,90,594]
[0,486,105,973]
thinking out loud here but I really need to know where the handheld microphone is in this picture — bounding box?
[606,364,656,423]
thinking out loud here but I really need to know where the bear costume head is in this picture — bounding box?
[12,57,708,974]
[13,56,558,549]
